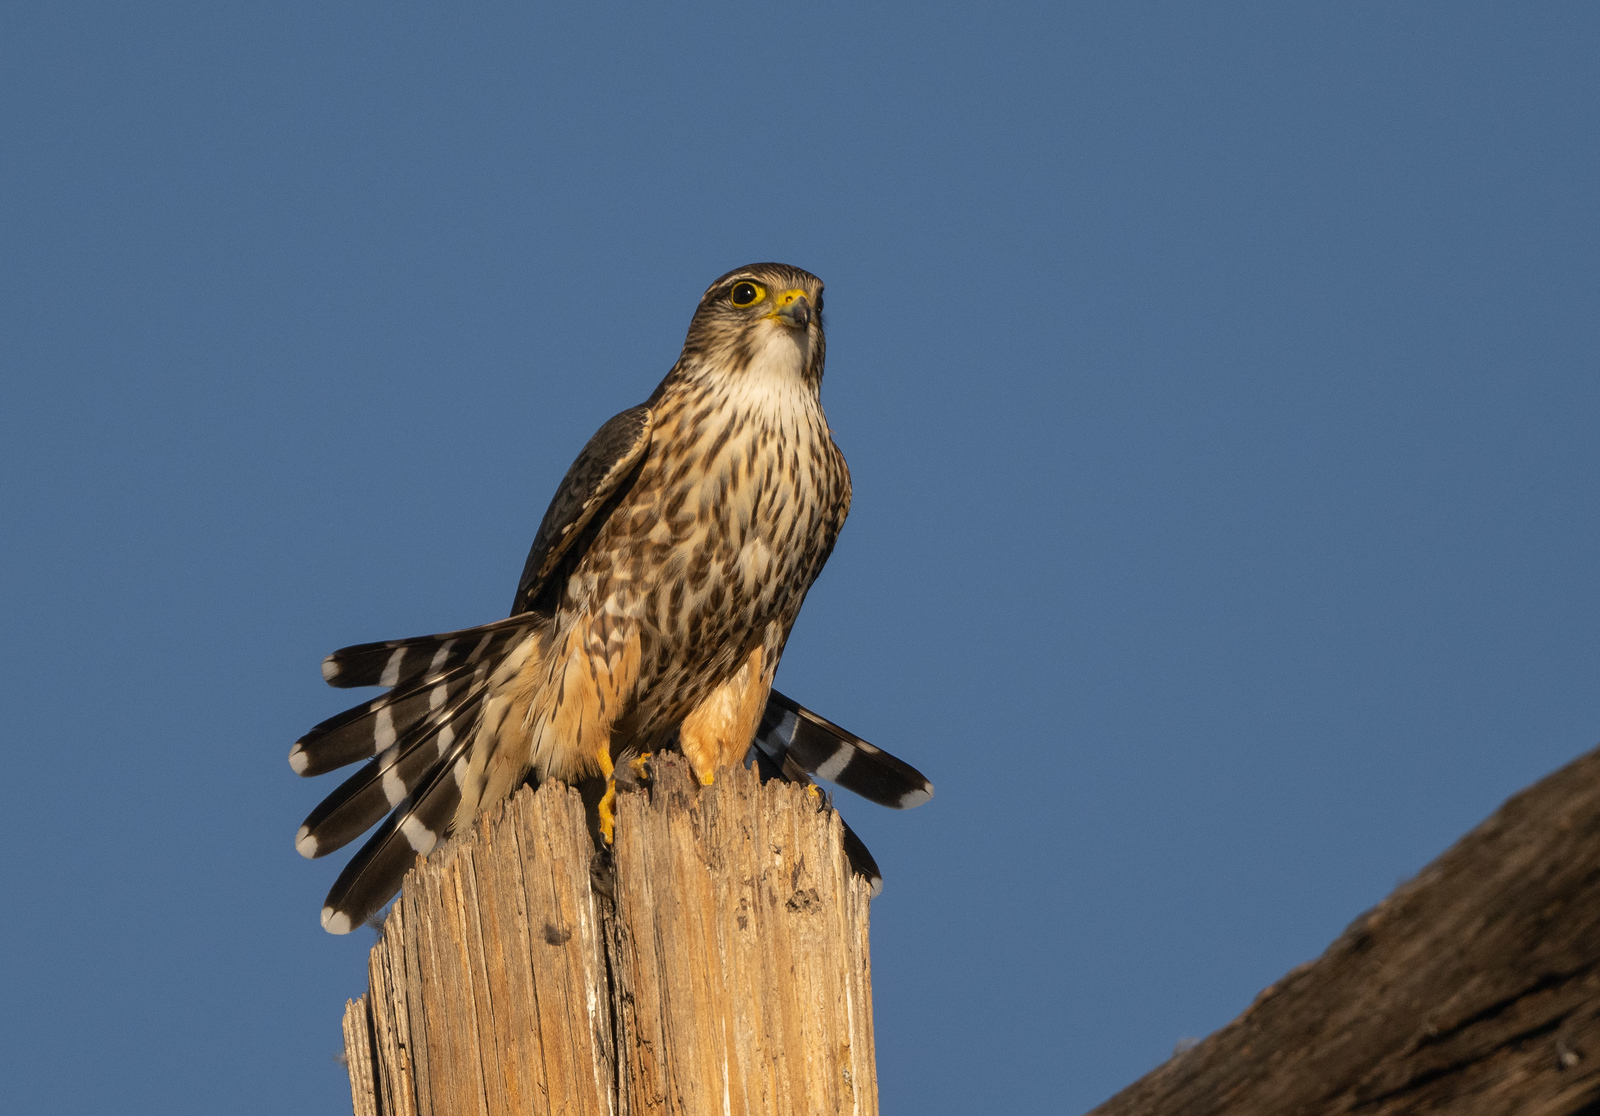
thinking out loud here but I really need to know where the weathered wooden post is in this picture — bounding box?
[340,753,878,1116]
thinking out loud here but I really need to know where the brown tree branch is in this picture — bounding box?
[1089,745,1600,1116]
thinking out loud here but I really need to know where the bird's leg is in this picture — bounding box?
[596,747,617,844]
[598,751,652,844]
[679,647,771,785]
[575,619,641,845]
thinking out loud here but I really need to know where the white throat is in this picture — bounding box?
[734,321,812,402]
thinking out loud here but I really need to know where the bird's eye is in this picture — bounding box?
[730,281,764,307]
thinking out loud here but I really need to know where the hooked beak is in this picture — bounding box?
[771,289,812,330]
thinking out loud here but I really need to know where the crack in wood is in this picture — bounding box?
[1353,1016,1570,1109]
[1413,968,1592,1051]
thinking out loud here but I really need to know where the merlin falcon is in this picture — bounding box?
[290,262,933,933]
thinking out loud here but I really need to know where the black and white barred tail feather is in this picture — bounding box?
[293,676,493,860]
[289,659,484,779]
[316,616,534,691]
[292,619,531,934]
[756,689,934,810]
[291,616,537,780]
[317,714,481,934]
[839,824,883,895]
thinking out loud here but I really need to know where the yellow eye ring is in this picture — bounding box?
[730,281,766,308]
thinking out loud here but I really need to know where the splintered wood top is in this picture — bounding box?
[343,754,878,1116]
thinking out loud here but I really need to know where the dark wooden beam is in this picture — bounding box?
[1090,745,1600,1115]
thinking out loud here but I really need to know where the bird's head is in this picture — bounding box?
[680,262,826,388]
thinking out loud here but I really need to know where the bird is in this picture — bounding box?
[290,262,933,934]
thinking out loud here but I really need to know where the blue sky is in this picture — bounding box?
[3,5,1597,1112]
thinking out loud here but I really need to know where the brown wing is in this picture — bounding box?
[510,403,653,616]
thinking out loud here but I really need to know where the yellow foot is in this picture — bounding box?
[597,748,616,844]
[598,783,616,844]
[806,784,823,802]
[629,751,653,783]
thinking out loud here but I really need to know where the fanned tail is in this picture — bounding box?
[293,674,494,859]
[291,617,539,778]
[317,713,481,934]
[317,615,533,690]
[290,617,543,934]
[754,689,934,809]
[289,658,482,778]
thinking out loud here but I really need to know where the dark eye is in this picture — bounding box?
[730,281,763,307]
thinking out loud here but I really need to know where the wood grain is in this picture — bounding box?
[343,753,877,1115]
[1090,744,1600,1116]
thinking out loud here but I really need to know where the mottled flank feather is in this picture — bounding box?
[755,690,934,810]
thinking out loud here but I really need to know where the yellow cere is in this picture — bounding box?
[767,288,807,317]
